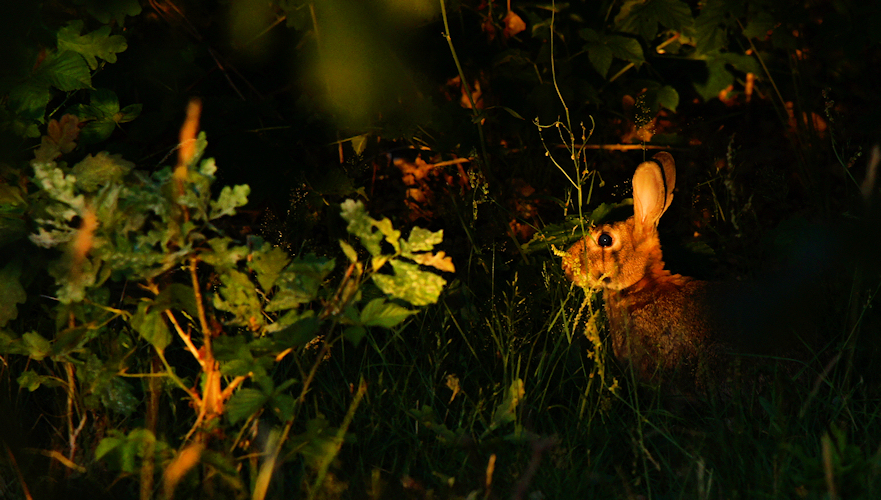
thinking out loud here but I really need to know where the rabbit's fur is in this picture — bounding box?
[562,152,813,395]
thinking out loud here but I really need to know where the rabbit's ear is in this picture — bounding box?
[632,153,676,228]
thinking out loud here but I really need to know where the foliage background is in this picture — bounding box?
[1,0,881,499]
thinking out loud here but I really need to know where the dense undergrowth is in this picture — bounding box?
[1,1,881,499]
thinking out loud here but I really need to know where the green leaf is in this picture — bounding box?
[210,185,251,219]
[693,0,736,55]
[41,50,92,91]
[742,12,775,40]
[71,151,134,191]
[74,0,142,26]
[273,316,320,347]
[488,378,525,432]
[654,85,679,112]
[580,29,646,77]
[213,269,263,329]
[401,226,443,254]
[359,298,416,328]
[17,370,54,391]
[22,331,52,361]
[291,417,343,469]
[57,21,128,70]
[372,260,447,306]
[692,62,722,102]
[248,239,291,291]
[339,240,358,263]
[7,82,52,121]
[587,44,613,78]
[0,258,26,327]
[340,199,400,256]
[96,377,139,416]
[130,301,171,352]
[227,388,269,424]
[271,393,296,422]
[343,325,366,345]
[615,0,693,42]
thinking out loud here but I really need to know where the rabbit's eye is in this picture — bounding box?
[597,233,613,247]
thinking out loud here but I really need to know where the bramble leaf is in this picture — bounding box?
[131,301,171,352]
[615,0,693,42]
[227,388,269,424]
[360,298,416,328]
[41,50,92,91]
[74,0,142,26]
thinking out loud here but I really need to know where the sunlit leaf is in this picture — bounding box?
[401,226,443,253]
[248,239,291,291]
[359,298,416,328]
[372,260,447,306]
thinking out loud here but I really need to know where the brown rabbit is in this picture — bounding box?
[562,152,813,395]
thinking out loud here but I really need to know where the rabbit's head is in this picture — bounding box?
[563,152,677,291]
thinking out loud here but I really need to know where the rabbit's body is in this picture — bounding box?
[563,152,808,394]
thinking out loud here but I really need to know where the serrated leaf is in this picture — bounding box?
[0,259,26,327]
[271,393,295,422]
[587,44,613,77]
[57,21,128,70]
[359,298,416,328]
[693,0,736,55]
[615,0,693,42]
[372,260,447,306]
[210,184,250,219]
[75,0,142,26]
[72,151,134,191]
[226,388,268,424]
[8,82,52,121]
[130,301,171,352]
[273,316,320,347]
[41,50,92,91]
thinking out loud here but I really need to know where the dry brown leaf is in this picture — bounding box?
[503,10,525,39]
